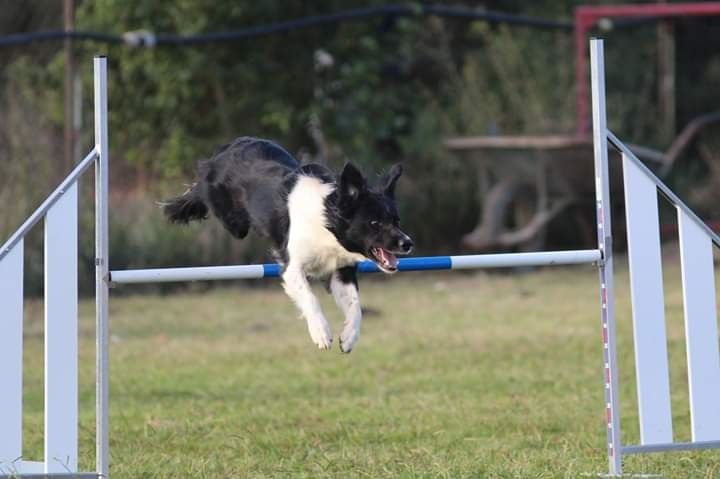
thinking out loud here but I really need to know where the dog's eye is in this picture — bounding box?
[369,220,380,228]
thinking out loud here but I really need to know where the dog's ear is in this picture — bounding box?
[380,163,403,199]
[339,162,367,203]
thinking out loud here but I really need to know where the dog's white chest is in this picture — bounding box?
[286,176,365,277]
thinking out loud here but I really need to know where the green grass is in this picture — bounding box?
[16,259,720,478]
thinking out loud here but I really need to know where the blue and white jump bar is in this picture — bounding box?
[109,249,601,284]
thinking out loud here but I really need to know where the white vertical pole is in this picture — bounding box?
[94,55,110,479]
[623,156,673,444]
[590,38,623,476]
[44,182,78,473]
[0,240,23,471]
[678,211,720,442]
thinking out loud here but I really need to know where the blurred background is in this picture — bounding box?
[2,0,720,295]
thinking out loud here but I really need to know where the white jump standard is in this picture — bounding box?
[0,57,109,479]
[1,39,720,477]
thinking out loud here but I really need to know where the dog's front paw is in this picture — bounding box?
[307,319,333,350]
[339,324,360,353]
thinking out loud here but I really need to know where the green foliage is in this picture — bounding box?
[7,0,690,277]
[312,17,437,169]
[73,0,410,177]
[442,23,575,136]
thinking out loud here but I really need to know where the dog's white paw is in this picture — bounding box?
[339,324,360,353]
[307,318,333,350]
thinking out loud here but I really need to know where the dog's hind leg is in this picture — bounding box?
[282,263,333,350]
[218,207,251,239]
[330,267,362,353]
[207,183,251,239]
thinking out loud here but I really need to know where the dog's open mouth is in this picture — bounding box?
[370,247,398,273]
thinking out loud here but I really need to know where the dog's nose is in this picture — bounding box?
[399,238,414,253]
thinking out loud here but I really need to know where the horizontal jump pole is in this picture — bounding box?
[109,249,601,284]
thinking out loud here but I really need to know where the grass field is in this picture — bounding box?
[15,257,720,478]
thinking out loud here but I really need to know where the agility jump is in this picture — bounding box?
[1,39,719,478]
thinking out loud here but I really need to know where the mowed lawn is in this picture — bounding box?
[17,258,720,478]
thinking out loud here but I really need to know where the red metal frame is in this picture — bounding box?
[575,2,720,135]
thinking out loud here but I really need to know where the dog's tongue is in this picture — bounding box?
[377,248,398,269]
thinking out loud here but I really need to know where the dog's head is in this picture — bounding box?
[336,162,413,273]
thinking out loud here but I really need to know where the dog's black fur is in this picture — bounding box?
[163,136,412,270]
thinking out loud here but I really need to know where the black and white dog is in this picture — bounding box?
[162,137,413,352]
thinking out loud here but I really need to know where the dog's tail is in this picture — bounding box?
[160,183,208,224]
